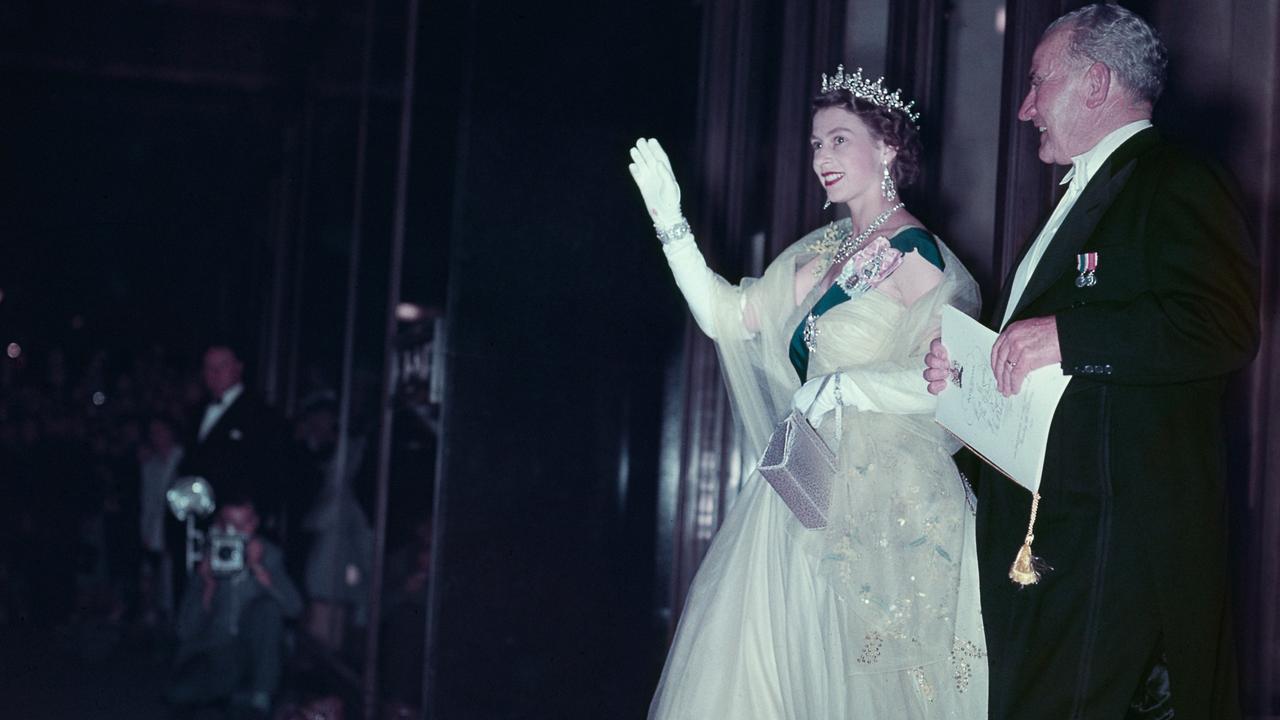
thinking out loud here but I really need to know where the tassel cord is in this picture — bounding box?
[1009,491,1042,586]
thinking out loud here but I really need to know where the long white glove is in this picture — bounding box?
[628,138,719,337]
[791,369,939,427]
[627,137,685,231]
[659,237,721,337]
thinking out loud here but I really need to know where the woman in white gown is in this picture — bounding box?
[629,66,988,719]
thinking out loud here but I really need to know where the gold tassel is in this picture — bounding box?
[1008,492,1042,587]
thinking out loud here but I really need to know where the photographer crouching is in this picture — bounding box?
[166,492,302,719]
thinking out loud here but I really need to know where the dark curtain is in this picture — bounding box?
[1241,8,1280,702]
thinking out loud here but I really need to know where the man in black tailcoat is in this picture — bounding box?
[925,5,1258,718]
[168,343,294,601]
[180,344,289,522]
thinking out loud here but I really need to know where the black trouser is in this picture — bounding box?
[979,463,1168,719]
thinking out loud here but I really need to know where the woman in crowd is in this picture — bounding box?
[630,66,987,718]
[138,414,184,624]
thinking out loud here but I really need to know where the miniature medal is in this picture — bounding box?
[1075,252,1098,287]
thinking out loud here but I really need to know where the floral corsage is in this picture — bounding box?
[836,236,904,295]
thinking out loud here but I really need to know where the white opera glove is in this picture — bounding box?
[792,372,866,429]
[854,367,939,416]
[627,138,689,242]
[627,137,726,336]
[660,236,719,337]
[792,368,940,426]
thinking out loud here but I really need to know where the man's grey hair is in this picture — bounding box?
[1047,3,1168,105]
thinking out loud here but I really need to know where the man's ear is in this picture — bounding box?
[1084,62,1112,109]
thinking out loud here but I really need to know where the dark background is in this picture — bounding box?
[2,0,700,717]
[426,1,698,716]
[3,1,1279,719]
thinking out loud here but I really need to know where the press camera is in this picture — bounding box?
[207,526,249,575]
[167,476,253,575]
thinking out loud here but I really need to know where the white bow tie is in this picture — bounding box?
[1061,160,1089,197]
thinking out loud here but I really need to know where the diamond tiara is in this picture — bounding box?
[819,65,920,125]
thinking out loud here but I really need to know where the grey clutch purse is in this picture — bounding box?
[758,378,841,529]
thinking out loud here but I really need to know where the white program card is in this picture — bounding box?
[935,305,1072,493]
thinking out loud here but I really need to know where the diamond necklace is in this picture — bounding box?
[830,202,906,266]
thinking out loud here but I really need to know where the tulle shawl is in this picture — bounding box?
[707,218,981,671]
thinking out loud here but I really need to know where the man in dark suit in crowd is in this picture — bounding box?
[180,343,289,531]
[925,5,1258,718]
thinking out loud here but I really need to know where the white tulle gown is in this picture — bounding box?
[649,222,988,719]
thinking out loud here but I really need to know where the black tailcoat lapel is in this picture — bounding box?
[1004,128,1157,324]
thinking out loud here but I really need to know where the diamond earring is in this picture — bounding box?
[881,161,897,201]
[823,199,832,210]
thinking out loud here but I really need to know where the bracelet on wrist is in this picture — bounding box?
[655,218,691,245]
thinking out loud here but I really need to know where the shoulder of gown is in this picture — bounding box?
[887,226,945,271]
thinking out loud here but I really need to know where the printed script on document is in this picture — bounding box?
[934,305,1072,494]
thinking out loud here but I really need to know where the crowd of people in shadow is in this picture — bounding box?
[0,340,437,719]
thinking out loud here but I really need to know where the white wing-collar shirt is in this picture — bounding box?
[197,382,244,443]
[1000,119,1152,330]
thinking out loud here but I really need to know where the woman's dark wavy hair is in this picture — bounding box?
[811,91,921,189]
